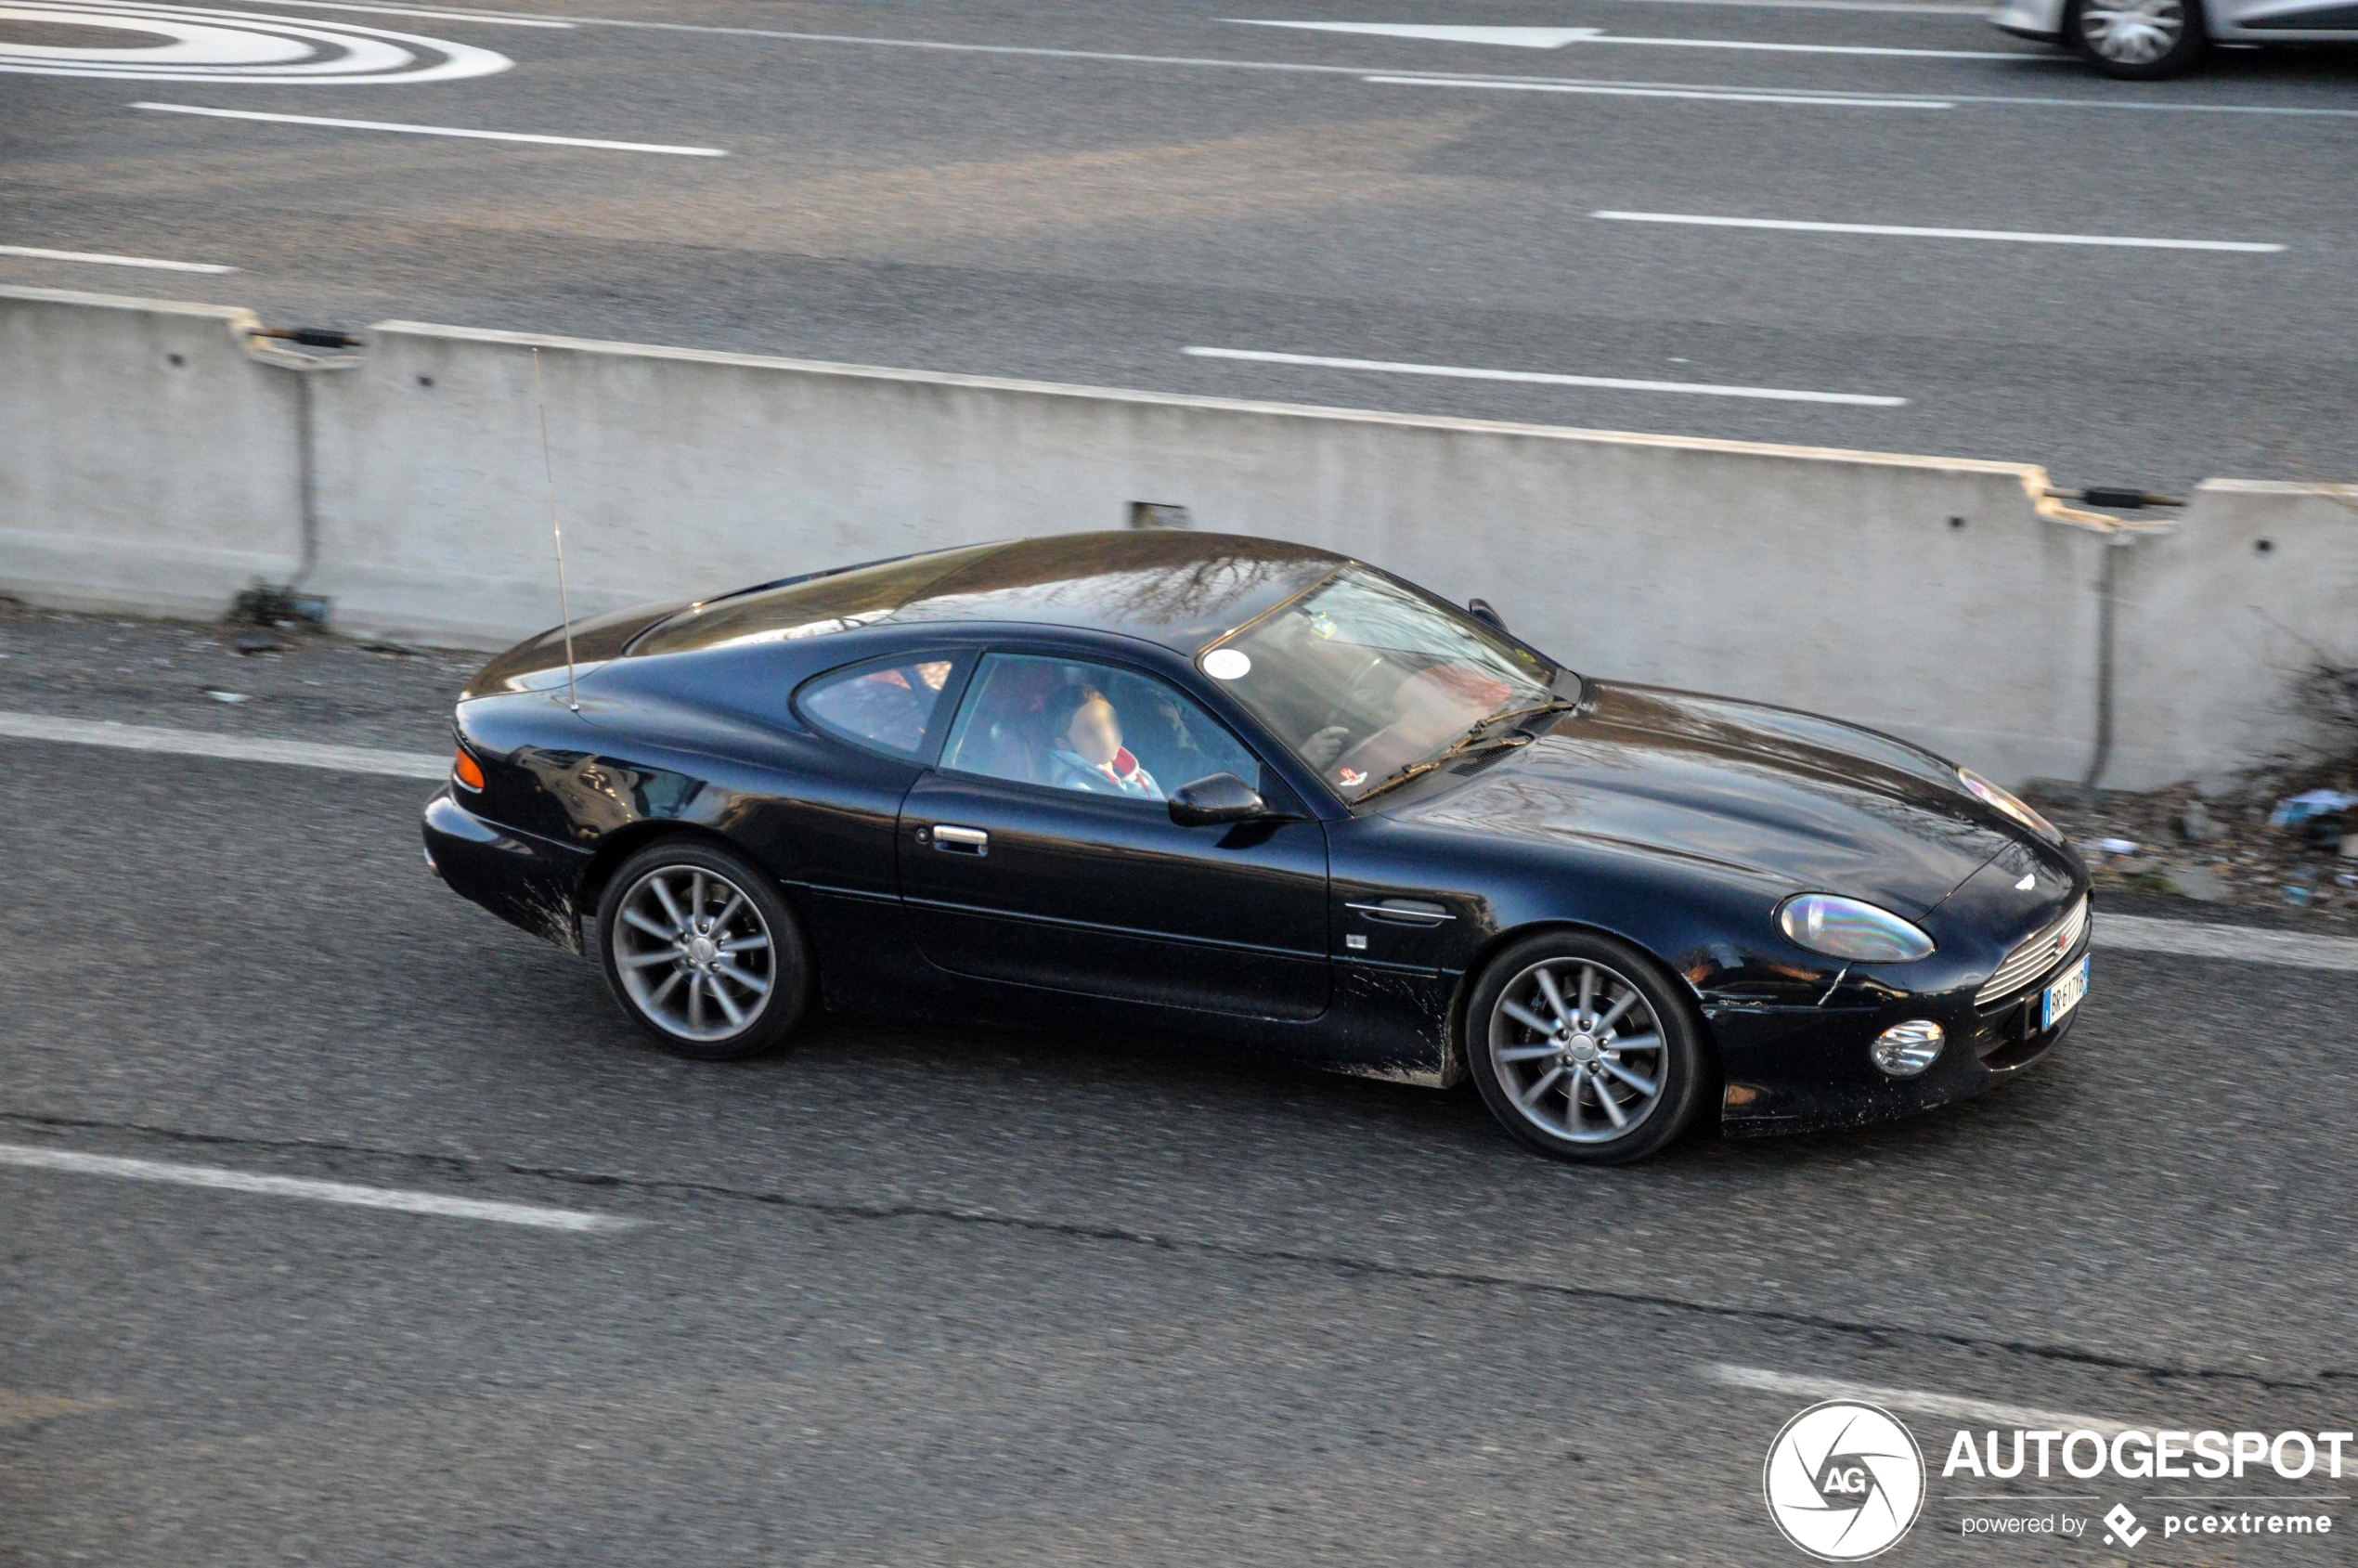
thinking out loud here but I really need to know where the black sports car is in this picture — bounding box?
[423,531,2092,1162]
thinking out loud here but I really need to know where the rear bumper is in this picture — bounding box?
[1711,936,2088,1137]
[421,788,594,952]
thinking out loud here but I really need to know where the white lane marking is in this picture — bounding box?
[0,243,235,272]
[1365,72,1948,107]
[1229,19,2033,58]
[131,102,727,156]
[1228,20,1604,46]
[190,0,570,25]
[1600,32,2029,55]
[0,1143,641,1232]
[1593,211,2287,252]
[0,710,447,779]
[2096,914,2358,974]
[1187,345,1908,406]
[0,0,512,83]
[1704,1364,2135,1438]
[267,8,2358,118]
[1561,0,1988,11]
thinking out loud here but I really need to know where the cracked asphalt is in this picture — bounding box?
[3,607,2353,1565]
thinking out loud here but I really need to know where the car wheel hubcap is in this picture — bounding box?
[2081,0,2182,61]
[1490,958,1665,1144]
[614,865,775,1043]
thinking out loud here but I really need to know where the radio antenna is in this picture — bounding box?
[530,346,580,714]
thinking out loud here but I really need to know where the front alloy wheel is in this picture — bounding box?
[2067,0,2204,77]
[1468,934,1706,1163]
[596,841,810,1059]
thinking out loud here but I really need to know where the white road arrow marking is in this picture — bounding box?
[1227,20,1605,46]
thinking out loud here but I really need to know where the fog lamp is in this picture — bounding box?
[1871,1020,1944,1079]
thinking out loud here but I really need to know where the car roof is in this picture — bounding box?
[630,532,1346,659]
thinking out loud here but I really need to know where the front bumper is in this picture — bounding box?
[1711,932,2089,1136]
[421,788,595,952]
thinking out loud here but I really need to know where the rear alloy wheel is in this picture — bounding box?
[1467,933,1706,1163]
[2066,0,2205,77]
[596,841,810,1060]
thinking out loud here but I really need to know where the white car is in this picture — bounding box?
[1992,0,2358,74]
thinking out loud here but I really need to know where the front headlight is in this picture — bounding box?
[1778,893,1936,963]
[1957,767,2061,844]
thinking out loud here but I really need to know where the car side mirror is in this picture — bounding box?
[1467,598,1508,634]
[1169,772,1269,826]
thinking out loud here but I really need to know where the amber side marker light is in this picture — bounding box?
[453,749,486,791]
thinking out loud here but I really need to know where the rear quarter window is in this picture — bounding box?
[796,656,962,759]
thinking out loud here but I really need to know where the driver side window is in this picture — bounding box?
[940,654,1262,802]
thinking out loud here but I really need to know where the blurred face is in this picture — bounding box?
[1066,695,1121,767]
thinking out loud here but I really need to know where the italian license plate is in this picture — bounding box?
[2041,954,2091,1029]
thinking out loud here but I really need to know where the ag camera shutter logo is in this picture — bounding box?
[1764,1401,1926,1561]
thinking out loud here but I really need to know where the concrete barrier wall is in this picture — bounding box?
[6,286,2352,792]
[319,321,2112,786]
[0,287,304,618]
[2116,480,2358,786]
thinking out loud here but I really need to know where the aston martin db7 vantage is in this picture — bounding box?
[424,532,2092,1162]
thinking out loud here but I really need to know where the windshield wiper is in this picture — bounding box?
[1478,697,1580,734]
[1350,729,1535,806]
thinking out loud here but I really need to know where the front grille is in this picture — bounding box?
[1975,894,2089,1007]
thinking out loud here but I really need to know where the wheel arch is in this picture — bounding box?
[1442,916,1718,1088]
[577,821,752,934]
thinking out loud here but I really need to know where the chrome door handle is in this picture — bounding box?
[1346,898,1452,927]
[931,824,989,856]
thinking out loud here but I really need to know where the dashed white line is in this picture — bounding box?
[1185,345,1909,406]
[1594,211,2287,252]
[132,102,728,157]
[1228,18,2032,57]
[0,1144,641,1232]
[1598,32,2030,56]
[1365,73,1949,108]
[1228,20,1605,47]
[1562,0,1989,11]
[0,244,235,273]
[1704,1364,2135,1437]
[0,711,447,779]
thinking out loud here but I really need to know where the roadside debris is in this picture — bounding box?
[2270,788,2356,825]
[228,579,330,629]
[2028,780,2358,929]
[201,689,252,705]
[233,630,286,656]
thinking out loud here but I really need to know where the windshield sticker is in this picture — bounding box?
[1336,767,1366,788]
[1202,648,1251,680]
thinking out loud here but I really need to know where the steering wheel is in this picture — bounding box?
[1317,653,1388,736]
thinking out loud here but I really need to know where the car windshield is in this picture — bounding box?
[1202,566,1561,802]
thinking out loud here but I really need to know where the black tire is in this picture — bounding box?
[2065,0,2205,78]
[1465,931,1708,1164]
[594,839,811,1061]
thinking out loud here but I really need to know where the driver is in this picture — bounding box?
[1043,685,1163,800]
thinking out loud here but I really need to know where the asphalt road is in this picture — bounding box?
[4,0,2355,490]
[5,608,2356,1565]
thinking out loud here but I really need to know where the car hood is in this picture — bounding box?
[1387,681,2018,916]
